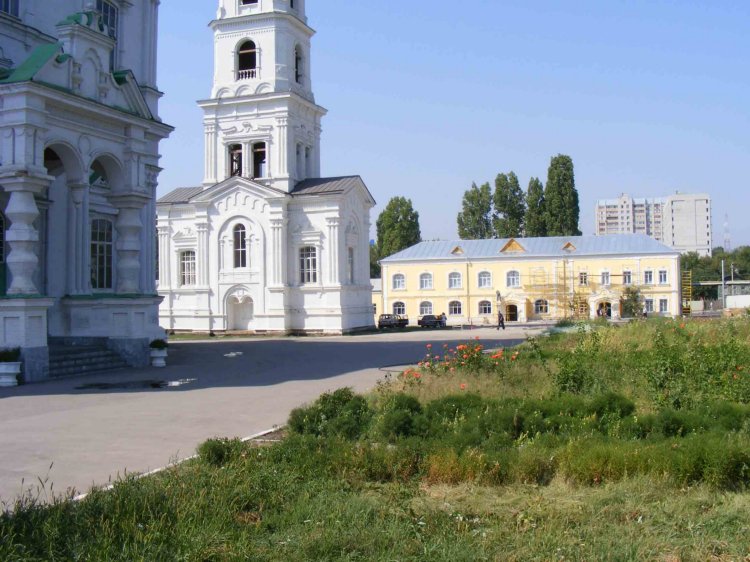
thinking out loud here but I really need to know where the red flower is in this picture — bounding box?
[426,344,432,349]
[460,383,466,390]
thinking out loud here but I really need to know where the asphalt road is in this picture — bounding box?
[0,325,538,504]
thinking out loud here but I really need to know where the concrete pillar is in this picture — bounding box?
[326,217,339,285]
[111,194,148,294]
[3,176,48,295]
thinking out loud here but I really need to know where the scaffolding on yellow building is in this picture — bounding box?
[681,270,693,316]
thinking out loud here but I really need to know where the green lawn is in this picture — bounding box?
[3,318,750,561]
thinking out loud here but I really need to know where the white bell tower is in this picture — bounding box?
[200,0,326,193]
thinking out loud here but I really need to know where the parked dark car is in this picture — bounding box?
[418,314,443,329]
[377,314,408,330]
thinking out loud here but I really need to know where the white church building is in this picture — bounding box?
[156,0,376,334]
[0,1,172,381]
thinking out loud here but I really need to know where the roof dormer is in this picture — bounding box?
[500,239,526,254]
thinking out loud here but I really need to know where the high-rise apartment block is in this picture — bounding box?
[595,193,712,257]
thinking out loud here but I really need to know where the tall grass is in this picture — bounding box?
[3,318,750,560]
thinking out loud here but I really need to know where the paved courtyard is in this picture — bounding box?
[0,325,541,503]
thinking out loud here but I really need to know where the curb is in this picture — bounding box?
[72,426,283,502]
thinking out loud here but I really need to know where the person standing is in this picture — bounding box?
[497,310,505,330]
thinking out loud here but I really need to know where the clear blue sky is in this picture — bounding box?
[157,1,750,247]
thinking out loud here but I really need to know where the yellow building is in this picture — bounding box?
[375,235,681,325]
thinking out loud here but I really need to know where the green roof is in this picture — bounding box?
[0,43,61,84]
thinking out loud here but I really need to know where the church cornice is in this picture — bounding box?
[198,90,327,117]
[210,12,315,37]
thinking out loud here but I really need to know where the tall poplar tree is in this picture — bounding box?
[493,171,525,238]
[375,196,422,260]
[457,182,493,239]
[525,177,546,237]
[544,154,581,236]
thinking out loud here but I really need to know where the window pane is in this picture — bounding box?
[180,251,196,286]
[479,301,492,314]
[448,301,462,315]
[393,302,406,315]
[90,219,113,289]
[233,225,247,268]
[299,246,317,284]
[419,301,432,315]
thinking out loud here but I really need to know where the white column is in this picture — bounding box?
[3,177,47,295]
[277,117,288,178]
[326,217,340,285]
[270,218,285,287]
[196,221,210,286]
[112,195,147,294]
[203,123,217,185]
[157,223,171,289]
[68,182,88,295]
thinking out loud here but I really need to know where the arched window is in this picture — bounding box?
[448,301,462,315]
[252,142,266,178]
[90,219,114,289]
[448,272,462,289]
[229,144,242,176]
[535,299,549,314]
[294,45,303,83]
[237,40,258,80]
[478,271,492,288]
[393,302,406,316]
[506,270,520,288]
[419,273,433,290]
[233,224,247,268]
[180,250,196,286]
[299,246,317,284]
[392,274,405,290]
[89,160,109,188]
[479,300,492,315]
[419,301,433,316]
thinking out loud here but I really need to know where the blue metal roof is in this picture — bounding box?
[381,234,678,262]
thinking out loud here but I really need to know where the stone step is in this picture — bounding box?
[48,346,129,379]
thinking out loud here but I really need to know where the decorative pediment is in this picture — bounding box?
[500,239,526,253]
[191,176,288,213]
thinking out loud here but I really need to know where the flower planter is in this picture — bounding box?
[0,362,21,387]
[150,348,168,368]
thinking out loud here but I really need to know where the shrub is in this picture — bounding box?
[288,388,373,439]
[589,392,636,418]
[149,339,168,350]
[376,393,424,441]
[196,437,245,467]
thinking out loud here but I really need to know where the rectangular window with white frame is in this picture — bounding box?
[299,246,318,284]
[659,298,668,313]
[180,250,196,287]
[601,271,610,286]
[644,270,654,284]
[658,270,668,284]
[0,0,19,17]
[645,299,654,313]
[448,272,462,289]
[579,272,588,286]
[623,270,632,285]
[96,0,118,70]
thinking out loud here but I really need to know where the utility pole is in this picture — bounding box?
[721,259,726,309]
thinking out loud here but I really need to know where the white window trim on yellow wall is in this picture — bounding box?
[644,270,654,285]
[600,271,611,287]
[419,272,433,290]
[419,301,433,315]
[478,271,492,288]
[506,270,520,288]
[448,271,462,289]
[623,270,632,285]
[393,301,406,315]
[579,271,588,286]
[658,270,668,285]
[478,300,492,314]
[392,273,405,290]
[448,300,462,315]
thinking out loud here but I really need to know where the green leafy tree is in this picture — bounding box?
[493,171,525,238]
[457,182,493,239]
[524,177,546,237]
[369,244,380,278]
[375,197,422,260]
[544,155,581,236]
[620,286,644,318]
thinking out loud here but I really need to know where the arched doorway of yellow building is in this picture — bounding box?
[596,301,612,319]
[505,304,518,322]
